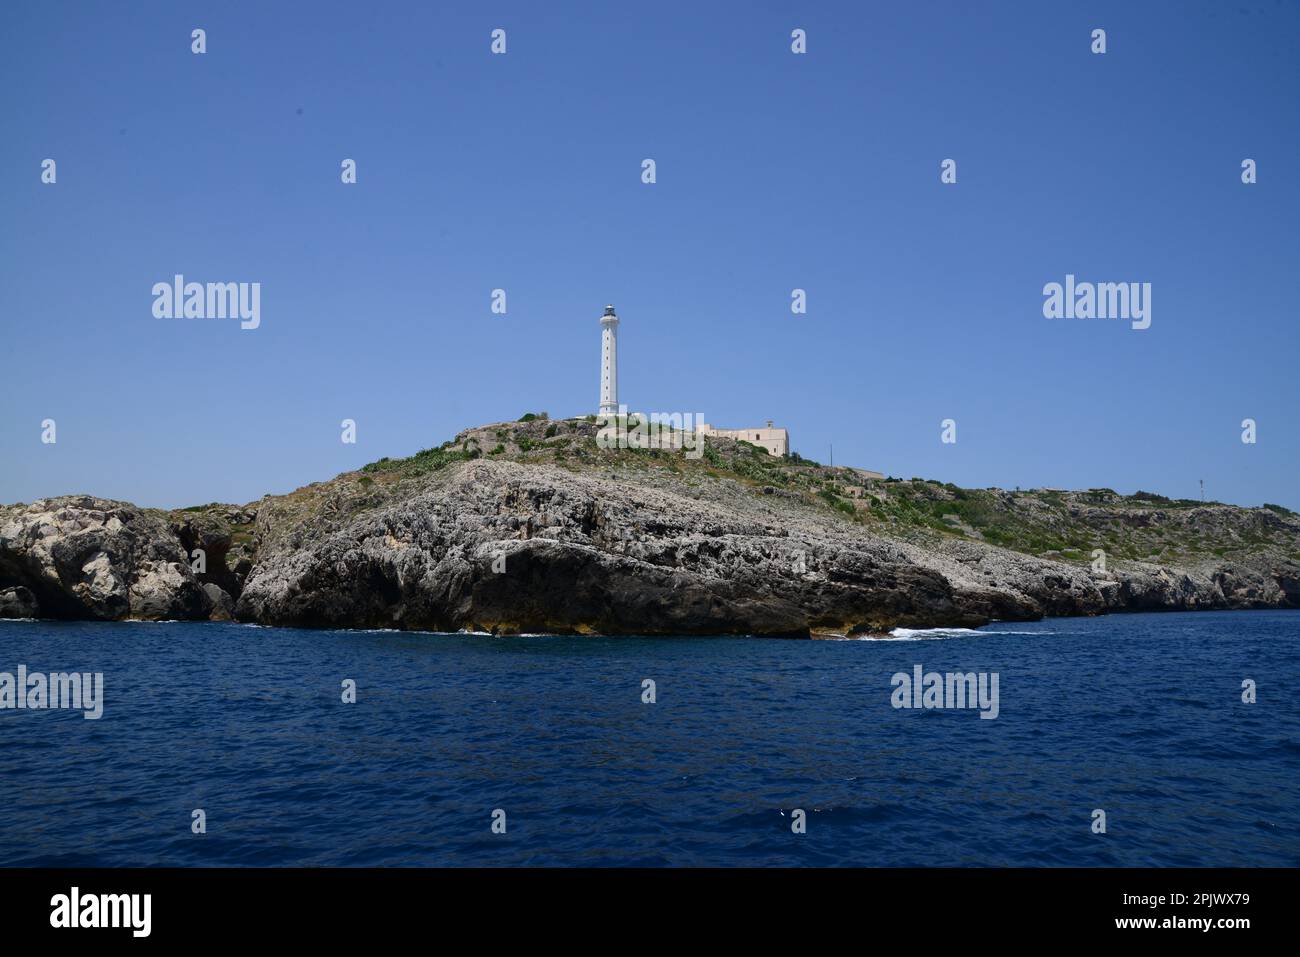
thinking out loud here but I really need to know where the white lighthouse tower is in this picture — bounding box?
[598,304,619,417]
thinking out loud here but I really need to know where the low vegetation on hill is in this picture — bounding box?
[316,415,1300,573]
[4,413,1296,630]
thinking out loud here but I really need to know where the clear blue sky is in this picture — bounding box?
[2,1,1297,510]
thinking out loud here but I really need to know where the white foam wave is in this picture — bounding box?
[885,626,1051,641]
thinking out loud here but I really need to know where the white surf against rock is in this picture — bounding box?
[886,626,1051,641]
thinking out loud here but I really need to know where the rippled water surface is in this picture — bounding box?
[1,611,1297,866]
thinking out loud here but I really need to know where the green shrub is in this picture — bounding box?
[1132,490,1170,504]
[818,487,856,516]
[362,443,479,475]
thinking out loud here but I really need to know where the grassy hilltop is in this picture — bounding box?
[257,412,1298,574]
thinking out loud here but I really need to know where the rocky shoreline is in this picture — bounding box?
[3,418,1298,635]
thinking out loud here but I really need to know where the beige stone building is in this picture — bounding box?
[697,420,789,457]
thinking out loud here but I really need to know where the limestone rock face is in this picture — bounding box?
[0,585,39,618]
[231,459,1300,635]
[202,582,235,621]
[907,537,1299,620]
[0,497,218,621]
[232,461,987,633]
[3,450,1297,634]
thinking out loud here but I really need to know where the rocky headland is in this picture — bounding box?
[2,415,1297,635]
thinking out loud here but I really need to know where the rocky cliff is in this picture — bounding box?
[3,416,1297,634]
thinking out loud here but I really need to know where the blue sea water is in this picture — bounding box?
[0,611,1297,867]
